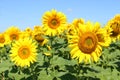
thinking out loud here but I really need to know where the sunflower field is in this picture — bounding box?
[0,9,120,80]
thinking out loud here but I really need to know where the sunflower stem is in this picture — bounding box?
[49,36,54,57]
[30,64,36,79]
[76,63,81,80]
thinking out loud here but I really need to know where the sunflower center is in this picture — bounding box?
[18,46,30,59]
[110,22,120,37]
[85,38,93,46]
[51,19,57,25]
[34,34,44,43]
[49,18,60,29]
[78,32,98,54]
[10,34,19,40]
[0,37,5,43]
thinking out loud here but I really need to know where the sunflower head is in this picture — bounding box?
[10,38,37,67]
[98,26,112,47]
[5,26,21,43]
[68,21,108,63]
[0,33,8,47]
[48,18,60,29]
[21,27,33,38]
[34,26,44,32]
[32,26,48,46]
[68,18,85,35]
[107,14,120,41]
[72,18,84,28]
[42,9,67,36]
[66,24,77,36]
[34,33,48,46]
[78,32,98,54]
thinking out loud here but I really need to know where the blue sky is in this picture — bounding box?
[0,0,120,32]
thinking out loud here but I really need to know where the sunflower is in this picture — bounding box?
[5,26,21,43]
[10,38,37,67]
[106,14,120,42]
[42,9,67,36]
[72,18,84,28]
[22,27,33,38]
[100,26,112,47]
[66,23,76,36]
[0,33,8,47]
[66,18,85,35]
[32,26,48,46]
[68,21,109,63]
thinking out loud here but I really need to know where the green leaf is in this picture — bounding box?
[8,72,28,80]
[37,52,44,66]
[38,69,53,80]
[0,60,13,72]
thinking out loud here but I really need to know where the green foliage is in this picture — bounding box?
[0,34,120,80]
